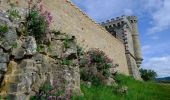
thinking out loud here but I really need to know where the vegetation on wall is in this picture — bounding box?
[0,24,8,36]
[79,48,116,85]
[26,0,53,42]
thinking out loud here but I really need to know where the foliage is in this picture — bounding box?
[140,68,157,81]
[11,42,18,49]
[7,8,21,20]
[51,30,62,36]
[72,74,170,100]
[79,48,115,85]
[60,58,72,65]
[30,84,72,100]
[77,45,83,56]
[62,36,70,49]
[26,8,47,40]
[0,24,8,36]
[26,0,53,41]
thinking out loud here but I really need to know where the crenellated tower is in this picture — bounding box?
[101,16,143,80]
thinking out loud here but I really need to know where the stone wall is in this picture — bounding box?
[0,0,129,75]
[0,10,82,99]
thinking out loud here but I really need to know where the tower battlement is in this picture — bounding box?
[101,16,142,79]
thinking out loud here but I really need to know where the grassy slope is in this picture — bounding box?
[72,74,170,100]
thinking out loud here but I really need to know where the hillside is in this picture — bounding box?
[156,77,170,81]
[72,74,170,100]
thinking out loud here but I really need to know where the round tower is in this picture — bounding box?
[128,16,143,67]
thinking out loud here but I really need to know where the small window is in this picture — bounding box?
[117,23,120,27]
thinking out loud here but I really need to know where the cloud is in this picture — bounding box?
[147,0,170,34]
[71,0,170,77]
[142,56,170,77]
[142,45,151,52]
[71,0,134,22]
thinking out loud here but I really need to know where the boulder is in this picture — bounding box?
[22,36,37,56]
[0,53,9,63]
[0,63,7,72]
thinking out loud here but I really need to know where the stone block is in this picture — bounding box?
[0,63,7,72]
[0,53,9,63]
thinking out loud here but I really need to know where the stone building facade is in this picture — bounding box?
[101,16,143,79]
[0,0,142,79]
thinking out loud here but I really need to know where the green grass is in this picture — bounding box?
[72,74,170,100]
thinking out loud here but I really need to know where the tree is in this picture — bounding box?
[140,68,157,81]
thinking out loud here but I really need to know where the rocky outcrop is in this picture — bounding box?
[0,11,81,99]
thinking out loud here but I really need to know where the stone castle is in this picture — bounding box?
[0,0,143,99]
[0,0,143,80]
[101,16,143,79]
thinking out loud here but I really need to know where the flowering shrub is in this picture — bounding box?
[30,84,72,100]
[26,0,53,41]
[79,48,115,85]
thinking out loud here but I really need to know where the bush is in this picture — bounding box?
[26,0,52,42]
[30,84,71,100]
[7,8,21,20]
[79,48,116,85]
[140,68,157,81]
[26,8,47,40]
[0,24,8,36]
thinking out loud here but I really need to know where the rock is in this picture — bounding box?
[48,40,63,58]
[22,36,37,56]
[7,93,27,100]
[0,63,7,72]
[0,53,9,63]
[109,67,117,75]
[87,82,92,88]
[117,86,128,94]
[0,41,11,51]
[19,59,35,69]
[63,48,77,59]
[12,48,25,59]
[0,48,3,53]
[104,77,115,86]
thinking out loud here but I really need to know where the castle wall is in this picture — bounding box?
[0,0,129,75]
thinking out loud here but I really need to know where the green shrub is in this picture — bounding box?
[0,24,8,36]
[60,58,72,65]
[26,8,47,40]
[7,8,21,20]
[140,68,157,81]
[11,42,18,49]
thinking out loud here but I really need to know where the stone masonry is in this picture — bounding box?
[101,16,143,79]
[0,0,143,80]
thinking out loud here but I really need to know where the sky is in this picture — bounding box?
[71,0,170,78]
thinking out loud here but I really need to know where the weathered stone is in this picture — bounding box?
[0,41,11,51]
[0,48,3,53]
[32,54,43,64]
[0,53,9,63]
[12,48,25,59]
[0,63,7,72]
[48,40,63,58]
[63,48,77,59]
[87,82,92,88]
[7,93,27,100]
[19,59,35,69]
[117,86,128,94]
[109,67,117,75]
[8,83,18,93]
[22,36,37,56]
[104,77,115,86]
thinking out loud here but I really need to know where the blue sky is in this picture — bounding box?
[71,0,170,78]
